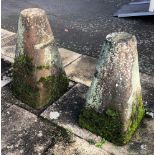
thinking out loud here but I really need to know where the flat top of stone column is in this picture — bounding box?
[106,32,135,44]
[20,8,46,17]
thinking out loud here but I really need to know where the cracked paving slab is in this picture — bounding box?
[1,104,73,155]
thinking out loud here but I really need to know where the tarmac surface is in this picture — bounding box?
[1,0,154,76]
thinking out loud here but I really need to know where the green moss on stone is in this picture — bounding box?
[38,74,69,103]
[79,107,123,145]
[79,96,145,145]
[95,138,107,148]
[122,96,145,144]
[11,54,39,108]
[11,54,69,109]
[36,65,49,70]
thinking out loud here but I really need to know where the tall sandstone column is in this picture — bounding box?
[12,8,68,109]
[79,32,145,145]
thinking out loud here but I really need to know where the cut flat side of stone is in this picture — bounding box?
[65,55,97,86]
[79,32,145,145]
[12,8,68,109]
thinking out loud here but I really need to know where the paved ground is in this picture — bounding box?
[2,0,154,75]
[1,28,154,155]
[1,0,154,154]
[1,29,154,112]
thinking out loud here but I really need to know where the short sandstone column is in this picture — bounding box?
[12,8,68,109]
[79,32,145,145]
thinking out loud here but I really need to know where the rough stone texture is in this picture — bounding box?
[46,136,109,155]
[1,85,42,115]
[1,45,16,63]
[1,87,12,112]
[1,104,72,155]
[140,73,154,113]
[100,118,154,155]
[12,8,68,109]
[1,75,12,88]
[1,59,13,88]
[59,48,82,67]
[79,32,145,145]
[65,55,97,86]
[1,29,15,39]
[2,34,16,48]
[1,29,16,63]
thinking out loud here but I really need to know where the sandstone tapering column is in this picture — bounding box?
[79,32,145,145]
[12,8,68,109]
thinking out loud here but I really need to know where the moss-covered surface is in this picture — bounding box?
[123,96,145,144]
[11,54,69,109]
[11,54,39,108]
[38,75,69,104]
[36,65,49,70]
[79,96,145,145]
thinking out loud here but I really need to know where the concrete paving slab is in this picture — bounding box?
[2,34,16,47]
[41,83,154,155]
[1,46,81,66]
[1,58,12,73]
[46,136,109,155]
[1,75,12,87]
[1,29,82,67]
[41,84,102,142]
[1,85,40,115]
[140,73,154,112]
[59,48,82,67]
[1,104,72,155]
[1,87,13,112]
[1,45,81,67]
[1,45,15,63]
[1,28,15,39]
[65,55,97,86]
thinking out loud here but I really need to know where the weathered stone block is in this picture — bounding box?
[79,32,145,145]
[12,8,68,109]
